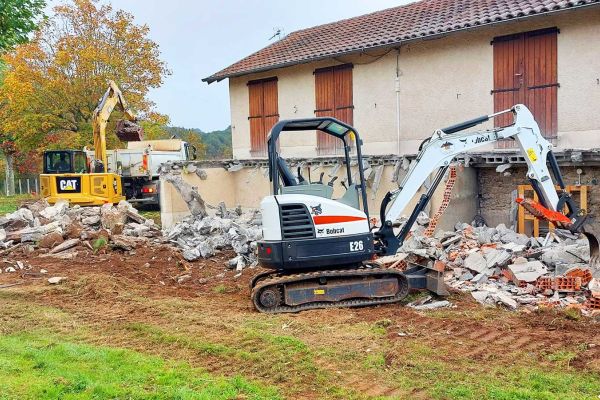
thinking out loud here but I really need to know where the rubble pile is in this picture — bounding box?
[0,199,161,264]
[400,212,600,314]
[164,202,262,271]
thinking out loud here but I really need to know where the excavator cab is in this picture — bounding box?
[267,118,369,213]
[43,150,90,174]
[40,148,124,206]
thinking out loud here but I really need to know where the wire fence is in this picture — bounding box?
[0,177,40,196]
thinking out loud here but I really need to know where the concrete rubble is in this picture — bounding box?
[164,202,262,270]
[2,192,599,315]
[397,218,600,315]
[0,199,161,269]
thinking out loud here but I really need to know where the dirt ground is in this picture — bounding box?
[1,243,599,399]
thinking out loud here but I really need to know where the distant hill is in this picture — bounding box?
[164,126,232,159]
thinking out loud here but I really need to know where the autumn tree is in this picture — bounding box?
[0,0,46,194]
[0,0,170,186]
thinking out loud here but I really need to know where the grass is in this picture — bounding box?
[0,194,33,214]
[1,269,599,399]
[139,209,161,226]
[0,332,280,400]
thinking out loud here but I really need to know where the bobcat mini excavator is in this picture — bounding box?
[40,81,143,206]
[251,104,599,313]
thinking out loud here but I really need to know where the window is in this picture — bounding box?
[45,151,72,173]
[248,77,279,156]
[492,28,558,148]
[314,64,353,155]
[73,152,88,173]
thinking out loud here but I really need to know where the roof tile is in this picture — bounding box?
[205,0,599,82]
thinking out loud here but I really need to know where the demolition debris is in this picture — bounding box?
[0,199,161,265]
[164,202,262,271]
[1,196,599,315]
[392,212,600,314]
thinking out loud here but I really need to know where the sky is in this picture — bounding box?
[47,0,412,131]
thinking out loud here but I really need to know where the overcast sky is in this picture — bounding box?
[48,1,412,131]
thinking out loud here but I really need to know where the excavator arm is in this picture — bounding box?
[376,104,590,255]
[92,80,142,172]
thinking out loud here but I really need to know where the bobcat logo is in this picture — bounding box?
[310,204,322,215]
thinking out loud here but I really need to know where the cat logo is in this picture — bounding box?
[60,180,77,190]
[56,177,81,193]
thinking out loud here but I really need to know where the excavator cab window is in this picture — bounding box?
[266,117,370,217]
[43,151,89,174]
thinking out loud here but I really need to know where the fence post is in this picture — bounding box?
[27,179,31,194]
[18,179,22,195]
[35,177,39,194]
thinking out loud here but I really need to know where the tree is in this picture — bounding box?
[163,126,207,159]
[0,0,45,195]
[0,0,45,52]
[0,0,170,182]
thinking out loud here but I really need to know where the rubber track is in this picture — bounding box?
[251,267,409,313]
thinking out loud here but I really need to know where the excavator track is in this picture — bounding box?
[251,267,409,313]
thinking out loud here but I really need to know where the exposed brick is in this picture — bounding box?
[585,296,600,310]
[565,268,593,286]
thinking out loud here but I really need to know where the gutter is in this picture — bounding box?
[203,2,600,84]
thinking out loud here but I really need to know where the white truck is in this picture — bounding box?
[94,139,196,207]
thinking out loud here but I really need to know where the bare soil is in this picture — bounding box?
[1,243,599,399]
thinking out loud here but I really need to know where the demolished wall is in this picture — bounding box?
[158,157,478,230]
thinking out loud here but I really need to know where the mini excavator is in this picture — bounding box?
[251,104,599,313]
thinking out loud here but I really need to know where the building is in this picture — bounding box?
[161,0,600,232]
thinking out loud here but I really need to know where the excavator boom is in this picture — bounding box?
[92,80,143,172]
[376,104,590,255]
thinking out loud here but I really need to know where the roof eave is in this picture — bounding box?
[203,3,600,84]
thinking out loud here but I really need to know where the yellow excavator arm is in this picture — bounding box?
[92,80,140,172]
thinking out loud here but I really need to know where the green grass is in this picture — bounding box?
[0,332,280,400]
[0,194,33,214]
[139,209,161,226]
[2,277,599,399]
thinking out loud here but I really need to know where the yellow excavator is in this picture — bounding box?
[40,81,143,205]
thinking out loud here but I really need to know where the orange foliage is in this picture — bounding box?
[0,0,170,162]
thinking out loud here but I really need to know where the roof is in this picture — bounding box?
[204,0,599,83]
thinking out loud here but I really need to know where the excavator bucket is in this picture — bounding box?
[516,197,600,270]
[583,232,600,269]
[116,120,144,141]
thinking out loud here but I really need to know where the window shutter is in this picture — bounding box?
[248,78,279,156]
[492,28,558,148]
[314,64,353,155]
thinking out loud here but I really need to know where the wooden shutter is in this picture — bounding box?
[492,28,558,148]
[248,78,278,156]
[314,64,353,155]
